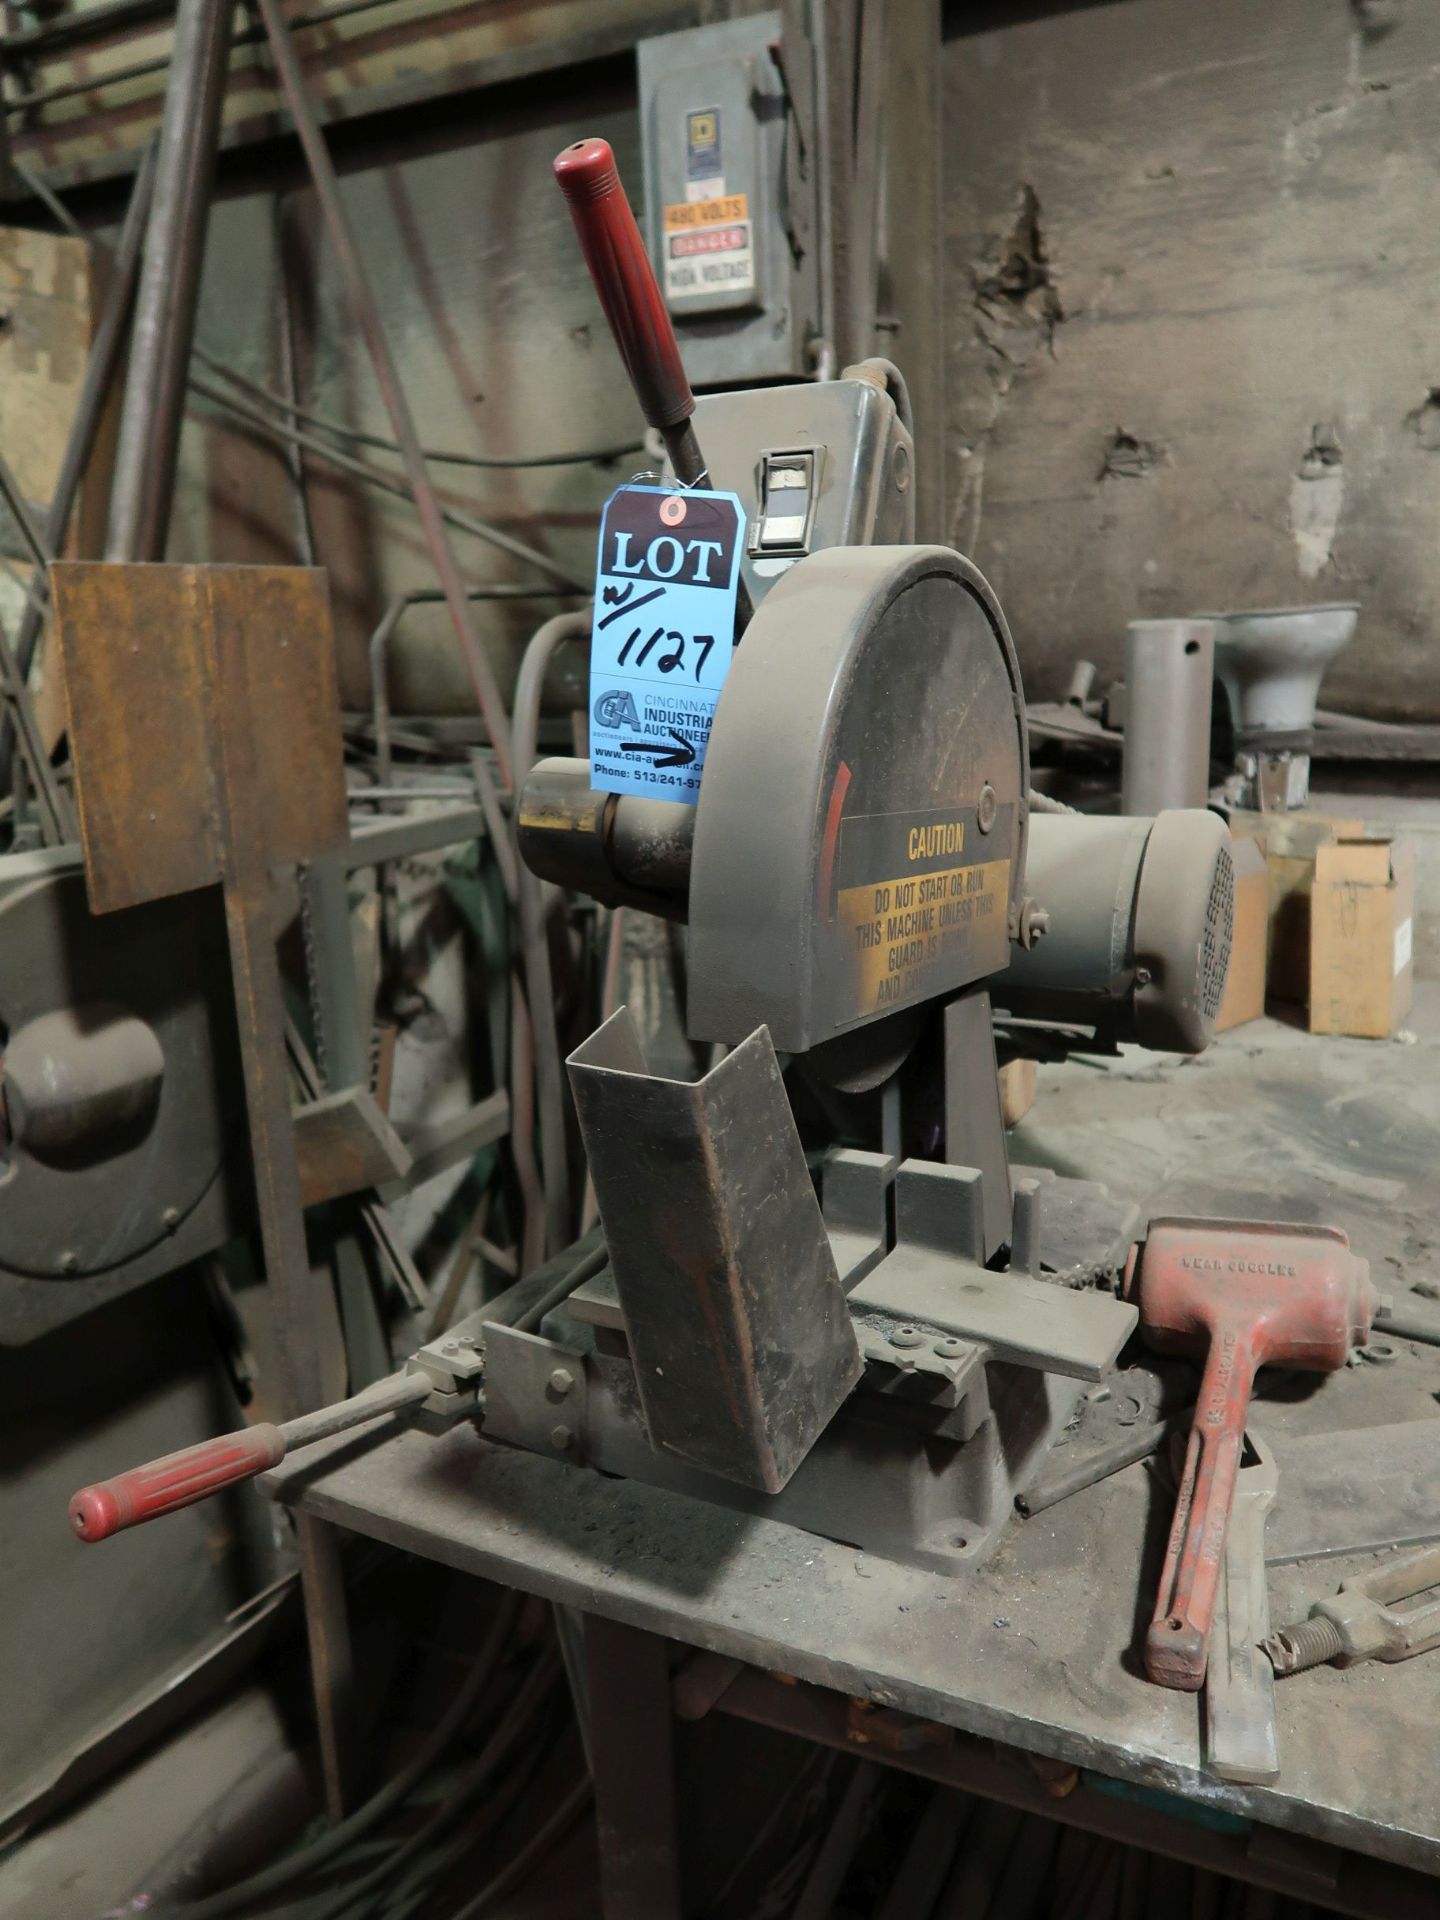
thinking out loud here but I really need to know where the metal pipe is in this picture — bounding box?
[0,142,157,801]
[508,1240,609,1335]
[368,586,570,786]
[512,612,591,1256]
[1121,619,1214,816]
[254,0,518,789]
[1375,1306,1440,1348]
[517,756,694,910]
[105,0,234,563]
[1015,1411,1189,1518]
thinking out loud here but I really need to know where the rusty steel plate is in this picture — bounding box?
[51,563,348,913]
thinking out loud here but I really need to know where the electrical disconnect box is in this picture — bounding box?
[638,10,821,388]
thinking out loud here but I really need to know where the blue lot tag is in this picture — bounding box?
[588,483,745,804]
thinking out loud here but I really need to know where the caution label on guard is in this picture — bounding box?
[663,194,753,301]
[830,805,1013,1025]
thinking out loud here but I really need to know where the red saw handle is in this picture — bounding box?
[70,1424,286,1542]
[553,136,695,433]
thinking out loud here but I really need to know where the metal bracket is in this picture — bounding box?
[480,1322,589,1464]
[848,1161,1137,1381]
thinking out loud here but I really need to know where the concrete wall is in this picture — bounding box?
[942,0,1440,719]
[172,2,1440,726]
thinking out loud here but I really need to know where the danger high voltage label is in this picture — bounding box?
[830,804,1013,1025]
[662,194,753,301]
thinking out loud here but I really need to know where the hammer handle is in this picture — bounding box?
[553,137,695,438]
[1145,1332,1258,1690]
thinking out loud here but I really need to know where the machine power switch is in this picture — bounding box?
[753,449,819,554]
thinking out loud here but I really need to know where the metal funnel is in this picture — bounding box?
[1206,604,1358,735]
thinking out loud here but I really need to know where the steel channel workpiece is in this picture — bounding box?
[1266,1544,1440,1674]
[1124,1218,1378,1691]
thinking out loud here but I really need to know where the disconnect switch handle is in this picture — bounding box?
[69,1424,287,1542]
[552,137,695,434]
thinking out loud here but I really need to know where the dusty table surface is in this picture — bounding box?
[270,991,1440,1876]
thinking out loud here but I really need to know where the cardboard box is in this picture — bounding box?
[1230,809,1364,1005]
[1215,833,1268,1032]
[1309,837,1414,1039]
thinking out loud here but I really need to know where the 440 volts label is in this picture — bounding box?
[663,192,753,302]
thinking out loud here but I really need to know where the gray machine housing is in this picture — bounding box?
[689,375,915,611]
[502,363,1233,1578]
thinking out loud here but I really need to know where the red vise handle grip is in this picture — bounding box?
[553,137,695,434]
[69,1425,286,1543]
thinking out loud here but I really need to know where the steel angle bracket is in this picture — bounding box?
[567,1009,862,1493]
[479,1323,589,1463]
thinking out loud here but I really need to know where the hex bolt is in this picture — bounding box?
[549,1368,576,1396]
[889,1326,925,1350]
[549,1424,574,1450]
[977,782,998,833]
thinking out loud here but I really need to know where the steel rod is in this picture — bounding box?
[512,610,591,1255]
[194,343,641,470]
[0,451,73,840]
[105,0,235,562]
[190,374,586,589]
[254,0,519,789]
[0,609,68,843]
[368,586,573,786]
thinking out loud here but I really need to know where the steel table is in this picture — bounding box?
[268,994,1440,1913]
